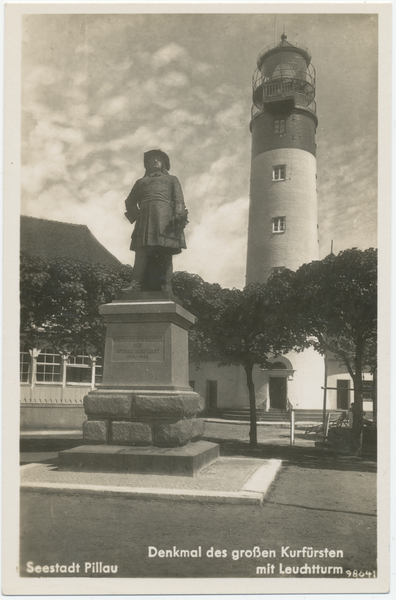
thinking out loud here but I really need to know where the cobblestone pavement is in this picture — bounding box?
[20,422,296,498]
[18,420,378,584]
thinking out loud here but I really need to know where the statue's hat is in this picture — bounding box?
[144,149,170,171]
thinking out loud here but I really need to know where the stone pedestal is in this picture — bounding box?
[58,292,219,475]
[99,291,194,391]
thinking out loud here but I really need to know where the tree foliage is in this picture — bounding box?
[275,248,377,453]
[172,271,230,364]
[20,252,133,355]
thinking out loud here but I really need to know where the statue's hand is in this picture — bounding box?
[125,204,139,224]
[174,211,189,228]
[125,210,137,224]
[164,220,173,235]
[164,213,188,239]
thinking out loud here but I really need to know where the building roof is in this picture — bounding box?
[20,216,122,268]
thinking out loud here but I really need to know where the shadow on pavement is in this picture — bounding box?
[20,438,81,466]
[20,438,82,453]
[20,436,376,473]
[203,436,377,473]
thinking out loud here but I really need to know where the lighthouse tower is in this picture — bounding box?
[246,35,323,413]
[246,34,319,284]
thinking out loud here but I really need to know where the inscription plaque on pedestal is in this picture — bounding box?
[111,334,164,363]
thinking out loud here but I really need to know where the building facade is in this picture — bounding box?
[190,359,374,416]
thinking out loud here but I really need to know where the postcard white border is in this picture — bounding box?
[2,2,392,597]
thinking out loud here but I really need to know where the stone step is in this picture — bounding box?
[218,408,327,423]
[58,440,220,476]
[294,410,324,421]
[219,409,288,422]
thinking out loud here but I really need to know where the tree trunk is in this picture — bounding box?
[351,340,365,455]
[372,368,377,421]
[244,362,257,448]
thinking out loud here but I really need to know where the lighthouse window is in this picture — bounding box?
[274,120,285,135]
[272,165,286,181]
[272,217,286,233]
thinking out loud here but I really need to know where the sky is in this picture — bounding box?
[21,11,378,289]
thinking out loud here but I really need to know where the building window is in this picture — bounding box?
[66,350,92,384]
[270,362,287,370]
[272,217,286,233]
[274,119,285,135]
[20,342,31,383]
[36,346,62,383]
[362,381,373,400]
[94,356,103,385]
[272,266,285,274]
[272,164,286,181]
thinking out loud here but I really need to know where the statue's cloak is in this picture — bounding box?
[125,172,187,254]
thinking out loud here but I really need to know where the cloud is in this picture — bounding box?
[215,102,245,129]
[75,42,95,55]
[165,109,208,127]
[177,196,249,288]
[20,14,378,288]
[184,149,250,222]
[86,115,105,133]
[152,43,188,69]
[24,65,60,90]
[99,95,129,117]
[159,70,189,88]
[317,131,377,256]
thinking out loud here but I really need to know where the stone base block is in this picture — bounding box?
[84,392,133,419]
[58,440,220,477]
[82,389,205,447]
[110,421,152,446]
[133,394,204,419]
[83,390,204,420]
[156,419,193,447]
[82,420,108,443]
[191,418,205,441]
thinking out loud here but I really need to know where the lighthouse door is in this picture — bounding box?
[269,377,287,410]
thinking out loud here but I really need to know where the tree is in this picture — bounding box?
[281,248,377,454]
[173,272,304,447]
[172,271,226,365]
[20,252,133,355]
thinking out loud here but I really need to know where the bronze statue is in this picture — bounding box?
[123,150,188,292]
